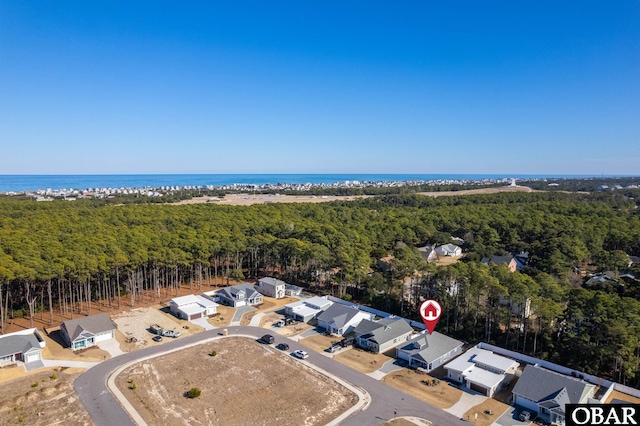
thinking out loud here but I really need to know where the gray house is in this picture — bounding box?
[60,313,116,350]
[317,303,374,336]
[354,317,414,353]
[255,277,286,299]
[512,365,595,425]
[0,328,46,371]
[215,283,263,307]
[396,331,463,372]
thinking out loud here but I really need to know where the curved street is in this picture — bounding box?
[75,326,468,426]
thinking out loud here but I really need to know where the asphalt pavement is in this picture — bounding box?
[75,326,468,426]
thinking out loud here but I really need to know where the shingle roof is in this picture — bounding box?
[217,283,260,300]
[355,317,414,345]
[0,334,41,358]
[60,313,115,342]
[512,365,595,406]
[398,331,463,363]
[317,303,364,329]
[258,277,287,287]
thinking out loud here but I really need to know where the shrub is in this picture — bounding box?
[31,381,39,388]
[129,379,136,390]
[187,387,201,399]
[210,350,217,357]
[50,373,57,380]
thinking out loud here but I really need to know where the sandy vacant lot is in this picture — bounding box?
[0,367,93,426]
[382,369,462,409]
[116,337,357,426]
[207,305,236,328]
[172,186,535,206]
[334,348,394,374]
[112,306,204,349]
[463,398,510,426]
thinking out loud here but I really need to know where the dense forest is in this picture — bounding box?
[1,190,640,386]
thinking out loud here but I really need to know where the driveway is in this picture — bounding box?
[99,339,125,357]
[368,358,407,380]
[230,305,256,325]
[444,390,487,418]
[190,316,216,330]
[43,359,99,369]
[493,406,533,426]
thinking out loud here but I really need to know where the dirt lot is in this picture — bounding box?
[463,398,510,426]
[334,347,394,374]
[382,369,462,409]
[172,186,535,207]
[299,333,342,353]
[434,254,463,266]
[207,305,236,328]
[112,306,204,349]
[0,367,93,426]
[115,337,357,426]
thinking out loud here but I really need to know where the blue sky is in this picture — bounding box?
[1,1,639,175]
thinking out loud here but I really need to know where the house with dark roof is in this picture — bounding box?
[0,328,46,371]
[444,347,519,397]
[255,277,286,299]
[512,365,596,425]
[354,317,414,353]
[317,303,374,336]
[481,255,517,272]
[60,313,116,350]
[215,283,263,307]
[396,331,463,372]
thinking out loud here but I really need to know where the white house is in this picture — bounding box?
[396,331,463,372]
[417,245,437,263]
[60,313,116,350]
[512,365,596,425]
[444,347,519,397]
[284,296,333,322]
[215,283,263,307]
[255,277,286,299]
[170,294,219,320]
[0,328,46,371]
[284,284,302,297]
[317,303,374,336]
[354,317,414,353]
[434,244,462,257]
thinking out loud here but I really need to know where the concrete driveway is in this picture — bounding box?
[444,391,487,419]
[98,339,125,357]
[492,406,533,426]
[230,305,256,325]
[190,316,216,330]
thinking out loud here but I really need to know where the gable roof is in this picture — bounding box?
[355,317,414,345]
[217,283,260,300]
[61,313,115,342]
[0,334,42,358]
[398,331,463,363]
[481,256,515,266]
[512,365,595,407]
[317,303,366,329]
[258,277,287,287]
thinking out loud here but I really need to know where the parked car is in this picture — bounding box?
[292,350,309,359]
[274,320,285,328]
[163,330,180,338]
[328,344,342,353]
[340,336,354,347]
[519,410,531,422]
[260,334,275,344]
[276,343,289,351]
[152,335,163,342]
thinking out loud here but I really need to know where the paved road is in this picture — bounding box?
[75,326,467,426]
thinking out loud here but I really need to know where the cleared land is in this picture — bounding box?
[115,337,357,426]
[334,347,394,374]
[463,398,510,426]
[382,369,462,409]
[299,333,342,353]
[172,186,535,206]
[207,305,236,328]
[112,306,204,349]
[239,296,298,325]
[0,367,93,426]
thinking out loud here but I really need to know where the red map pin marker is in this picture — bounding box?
[419,299,442,334]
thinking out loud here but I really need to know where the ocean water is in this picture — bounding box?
[0,173,586,193]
